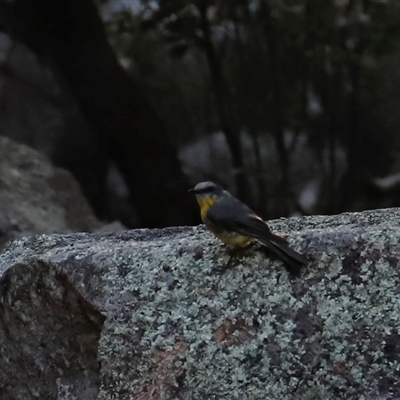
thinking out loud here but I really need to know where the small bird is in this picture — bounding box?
[189,181,308,270]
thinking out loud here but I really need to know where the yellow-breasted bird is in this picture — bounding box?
[189,181,308,270]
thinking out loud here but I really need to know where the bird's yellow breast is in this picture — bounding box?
[198,197,219,222]
[198,197,253,248]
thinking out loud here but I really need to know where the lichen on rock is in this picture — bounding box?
[1,208,400,399]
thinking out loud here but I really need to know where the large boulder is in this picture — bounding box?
[0,136,101,251]
[0,207,400,399]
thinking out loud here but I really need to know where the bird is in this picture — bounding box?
[188,181,308,271]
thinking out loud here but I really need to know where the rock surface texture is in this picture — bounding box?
[0,135,101,251]
[1,208,400,399]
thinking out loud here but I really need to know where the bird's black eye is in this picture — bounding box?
[196,185,215,194]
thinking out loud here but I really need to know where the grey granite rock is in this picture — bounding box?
[0,136,101,251]
[1,208,400,399]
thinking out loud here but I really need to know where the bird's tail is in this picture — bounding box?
[258,233,308,272]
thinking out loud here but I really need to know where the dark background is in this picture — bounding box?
[1,0,400,228]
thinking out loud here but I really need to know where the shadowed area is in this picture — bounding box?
[0,261,105,400]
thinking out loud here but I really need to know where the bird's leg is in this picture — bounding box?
[213,247,240,273]
[214,243,255,273]
[225,252,236,269]
[224,244,254,269]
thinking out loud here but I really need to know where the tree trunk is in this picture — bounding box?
[339,0,367,211]
[340,59,361,211]
[6,0,195,227]
[261,0,290,216]
[196,0,250,203]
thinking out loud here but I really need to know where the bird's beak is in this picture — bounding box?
[188,188,196,193]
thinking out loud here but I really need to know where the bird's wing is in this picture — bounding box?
[207,198,275,240]
[208,197,308,267]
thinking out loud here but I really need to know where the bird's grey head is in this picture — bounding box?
[188,181,224,200]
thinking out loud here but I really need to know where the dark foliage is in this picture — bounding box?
[1,0,400,226]
[115,0,400,217]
